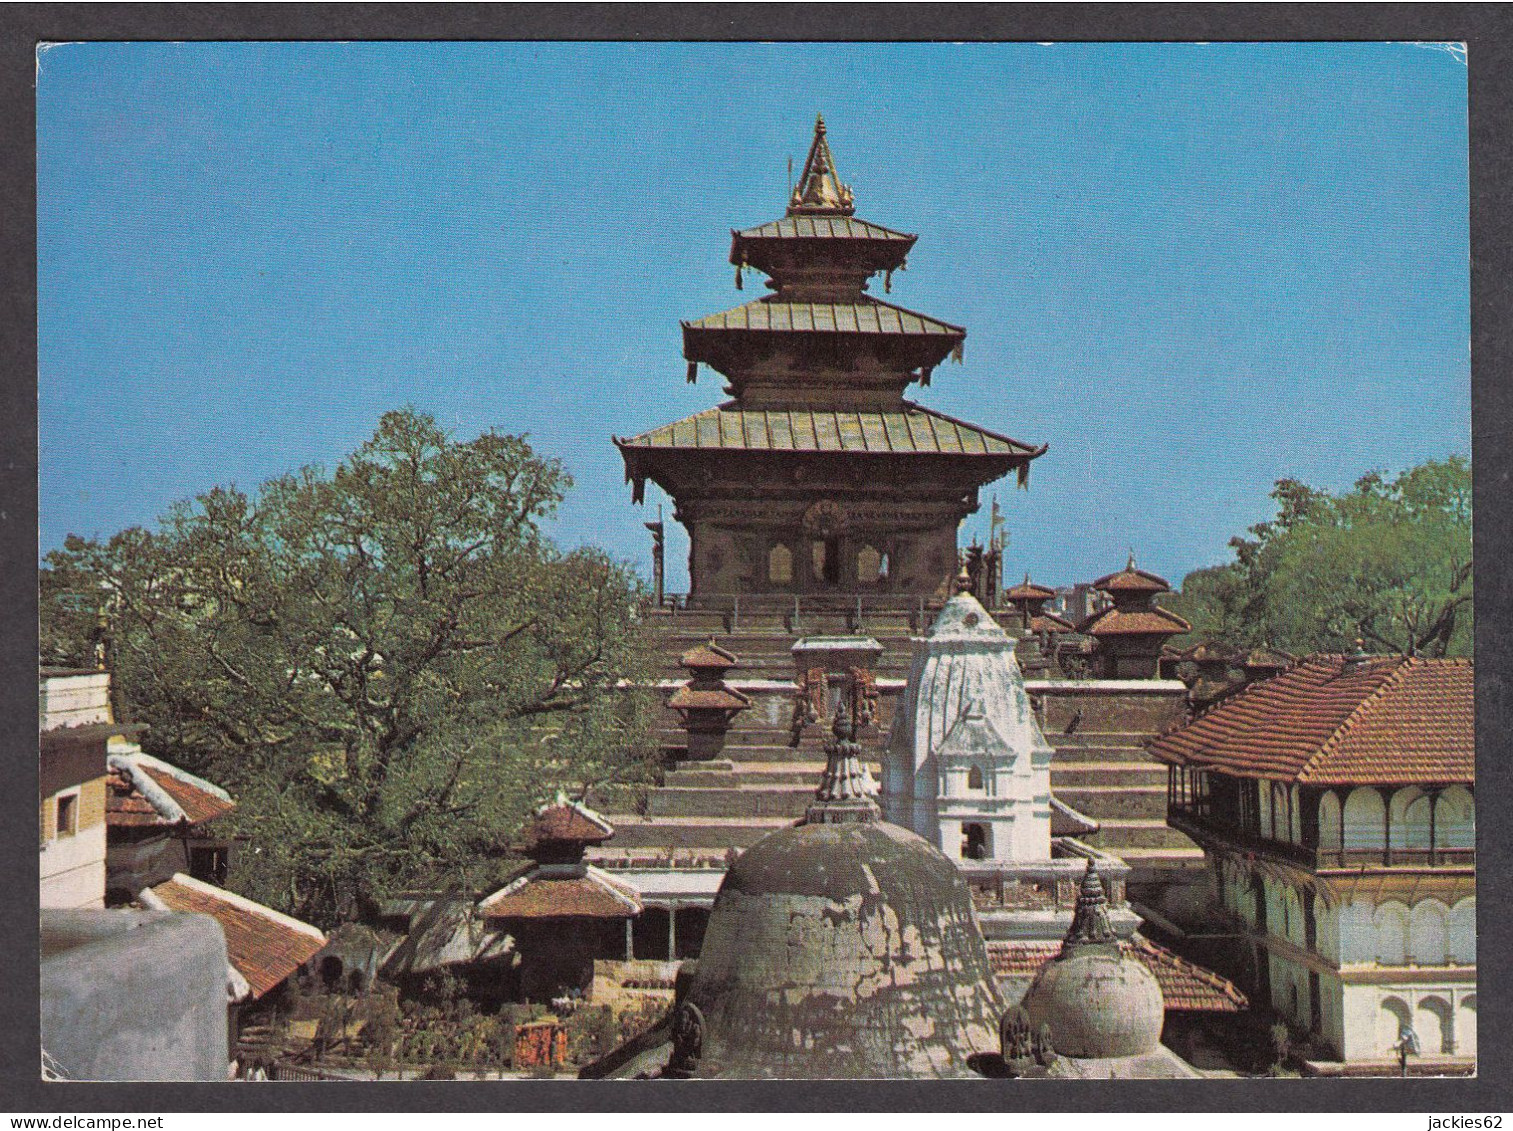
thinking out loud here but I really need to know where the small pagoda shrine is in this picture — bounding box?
[1004,574,1075,638]
[666,640,750,760]
[1077,555,1192,679]
[616,116,1045,602]
[478,793,642,1002]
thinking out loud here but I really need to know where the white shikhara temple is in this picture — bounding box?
[883,576,1055,865]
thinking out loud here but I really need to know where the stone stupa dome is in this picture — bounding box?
[665,707,1005,1079]
[1021,860,1164,1059]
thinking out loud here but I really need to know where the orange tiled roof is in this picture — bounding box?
[478,867,642,920]
[1093,566,1171,594]
[148,874,325,1000]
[679,641,739,670]
[1030,612,1075,635]
[667,685,751,712]
[105,752,236,828]
[1006,579,1056,602]
[1146,655,1473,786]
[1079,606,1192,637]
[524,798,616,846]
[986,938,1246,1012]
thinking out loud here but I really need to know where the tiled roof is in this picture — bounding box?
[733,216,915,242]
[524,796,616,846]
[683,298,963,338]
[617,401,1043,459]
[478,866,642,920]
[679,641,739,670]
[105,750,235,828]
[1030,612,1076,635]
[1093,566,1171,594]
[986,938,1246,1012]
[1146,655,1473,786]
[667,685,751,712]
[1006,580,1056,602]
[1079,606,1192,637]
[147,874,326,1000]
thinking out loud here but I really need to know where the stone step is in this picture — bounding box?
[1045,745,1151,765]
[1049,761,1169,788]
[598,815,793,850]
[1080,819,1200,851]
[666,761,849,787]
[1051,784,1168,820]
[647,786,818,819]
[1044,732,1156,748]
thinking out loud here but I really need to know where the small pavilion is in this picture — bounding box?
[1078,555,1192,679]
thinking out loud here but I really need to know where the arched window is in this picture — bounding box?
[767,543,793,585]
[1416,996,1454,1055]
[1458,995,1477,1057]
[1435,787,1474,850]
[1374,902,1408,965]
[856,545,883,585]
[1410,900,1449,966]
[967,765,985,792]
[1318,791,1342,855]
[1393,788,1432,850]
[1449,898,1476,965]
[1378,996,1412,1057]
[962,823,989,861]
[1343,787,1386,852]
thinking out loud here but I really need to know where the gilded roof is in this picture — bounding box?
[683,297,963,338]
[1146,655,1474,786]
[617,401,1042,458]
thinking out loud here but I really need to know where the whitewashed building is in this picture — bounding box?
[1152,652,1475,1067]
[884,578,1055,865]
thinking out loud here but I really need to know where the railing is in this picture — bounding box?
[1169,805,1476,871]
[645,591,941,634]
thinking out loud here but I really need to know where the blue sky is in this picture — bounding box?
[38,41,1469,592]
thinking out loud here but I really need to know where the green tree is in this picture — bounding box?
[42,409,658,925]
[1169,456,1471,657]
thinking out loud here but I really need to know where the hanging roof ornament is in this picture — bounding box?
[787,114,856,216]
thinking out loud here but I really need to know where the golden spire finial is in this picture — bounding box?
[787,113,855,216]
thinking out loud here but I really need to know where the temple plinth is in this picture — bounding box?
[616,115,1046,603]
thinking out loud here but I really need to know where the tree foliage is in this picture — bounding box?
[42,409,658,925]
[1167,456,1471,657]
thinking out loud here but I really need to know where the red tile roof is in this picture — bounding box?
[478,866,642,920]
[1030,612,1075,635]
[147,874,325,1000]
[523,798,616,846]
[1006,578,1056,602]
[1147,655,1473,786]
[1079,606,1192,637]
[1093,565,1171,594]
[986,938,1246,1012]
[667,685,751,712]
[679,641,740,670]
[105,752,236,828]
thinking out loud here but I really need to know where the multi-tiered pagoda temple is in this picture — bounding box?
[617,116,1046,603]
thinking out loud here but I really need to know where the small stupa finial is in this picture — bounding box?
[955,563,973,594]
[1059,858,1119,958]
[803,700,879,824]
[1127,548,1137,571]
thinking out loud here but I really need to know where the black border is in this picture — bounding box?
[5,3,1509,1114]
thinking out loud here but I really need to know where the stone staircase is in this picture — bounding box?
[592,605,1201,872]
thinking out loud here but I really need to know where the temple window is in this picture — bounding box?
[857,545,883,585]
[962,823,989,861]
[967,765,985,792]
[768,542,794,585]
[811,538,842,585]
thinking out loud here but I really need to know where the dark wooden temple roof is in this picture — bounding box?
[733,216,915,244]
[683,297,963,338]
[617,401,1043,458]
